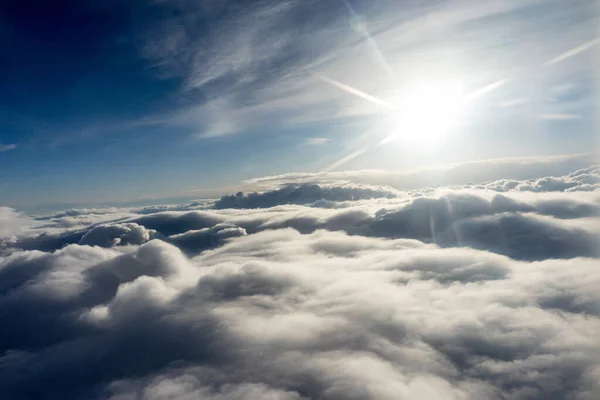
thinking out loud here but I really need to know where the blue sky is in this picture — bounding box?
[0,0,598,209]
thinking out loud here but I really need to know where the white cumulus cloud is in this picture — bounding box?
[0,163,599,399]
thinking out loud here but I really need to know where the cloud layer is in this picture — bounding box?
[1,164,599,400]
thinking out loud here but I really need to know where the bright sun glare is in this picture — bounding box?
[382,80,466,146]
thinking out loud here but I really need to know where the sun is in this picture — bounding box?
[382,80,466,146]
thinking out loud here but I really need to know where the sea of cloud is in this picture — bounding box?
[1,163,599,399]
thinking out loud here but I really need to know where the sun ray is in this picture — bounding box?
[315,74,394,109]
[342,0,397,80]
[544,37,600,66]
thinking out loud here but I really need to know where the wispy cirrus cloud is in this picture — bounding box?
[538,113,582,120]
[305,137,331,145]
[140,0,598,139]
[0,144,17,152]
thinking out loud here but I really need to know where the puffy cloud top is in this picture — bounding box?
[214,184,399,209]
[1,164,599,399]
[0,207,32,239]
[79,223,156,248]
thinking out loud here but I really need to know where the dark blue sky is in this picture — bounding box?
[0,0,597,208]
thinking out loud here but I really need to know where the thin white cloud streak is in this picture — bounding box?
[0,144,16,152]
[538,113,582,120]
[322,149,366,172]
[305,137,331,145]
[497,98,528,108]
